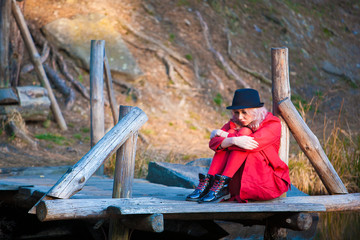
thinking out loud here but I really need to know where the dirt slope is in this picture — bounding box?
[1,0,359,174]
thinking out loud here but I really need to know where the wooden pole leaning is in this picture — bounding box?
[278,98,348,194]
[29,107,148,214]
[271,47,290,166]
[104,52,119,125]
[90,40,105,175]
[11,0,67,131]
[109,106,139,240]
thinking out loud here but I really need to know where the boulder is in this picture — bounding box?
[147,161,209,189]
[42,13,143,80]
[185,158,212,167]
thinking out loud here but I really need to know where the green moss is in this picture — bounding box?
[213,93,223,106]
[35,133,66,145]
[81,127,90,133]
[185,54,193,61]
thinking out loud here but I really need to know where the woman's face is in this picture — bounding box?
[231,108,255,126]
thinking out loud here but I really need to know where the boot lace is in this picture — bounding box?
[210,180,225,192]
[196,178,209,190]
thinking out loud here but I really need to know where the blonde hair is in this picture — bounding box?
[247,106,268,131]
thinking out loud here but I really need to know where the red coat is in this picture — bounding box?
[209,113,290,202]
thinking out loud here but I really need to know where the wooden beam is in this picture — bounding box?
[35,196,330,222]
[109,106,139,240]
[271,47,290,166]
[29,107,147,214]
[118,214,164,233]
[278,97,348,194]
[90,40,105,175]
[11,0,67,130]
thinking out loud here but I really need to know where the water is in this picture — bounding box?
[219,211,360,240]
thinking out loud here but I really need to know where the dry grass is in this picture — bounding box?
[289,99,360,194]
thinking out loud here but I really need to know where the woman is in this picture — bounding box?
[186,88,290,203]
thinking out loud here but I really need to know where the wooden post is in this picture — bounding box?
[271,47,290,166]
[90,40,105,175]
[104,51,119,125]
[109,105,139,240]
[0,0,10,88]
[278,98,348,194]
[11,0,67,131]
[28,107,148,214]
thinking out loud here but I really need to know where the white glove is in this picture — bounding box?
[231,136,258,150]
[210,129,229,139]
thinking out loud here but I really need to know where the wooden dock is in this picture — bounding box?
[1,169,359,222]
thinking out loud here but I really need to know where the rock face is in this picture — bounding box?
[42,13,143,80]
[146,161,209,189]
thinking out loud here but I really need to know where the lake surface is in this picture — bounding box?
[219,211,360,240]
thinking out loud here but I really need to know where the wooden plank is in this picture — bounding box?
[278,97,348,194]
[271,47,290,166]
[259,193,360,212]
[114,203,324,215]
[35,197,326,222]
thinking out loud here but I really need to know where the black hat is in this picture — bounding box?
[226,88,264,110]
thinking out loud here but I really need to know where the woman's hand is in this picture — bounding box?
[220,136,258,150]
[231,136,258,150]
[210,129,229,139]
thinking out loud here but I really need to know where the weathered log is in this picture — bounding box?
[11,0,67,130]
[0,0,11,87]
[109,106,138,240]
[104,52,119,124]
[90,40,105,175]
[0,86,50,121]
[43,64,75,110]
[120,214,164,233]
[0,88,19,104]
[112,106,138,199]
[34,196,332,222]
[278,97,348,194]
[271,47,290,166]
[264,213,313,240]
[34,107,147,199]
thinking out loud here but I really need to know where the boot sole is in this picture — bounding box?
[198,193,231,204]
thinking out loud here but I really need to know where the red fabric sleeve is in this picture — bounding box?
[208,121,231,152]
[227,114,281,153]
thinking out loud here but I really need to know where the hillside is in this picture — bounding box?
[1,0,359,180]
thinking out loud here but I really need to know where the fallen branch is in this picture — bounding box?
[43,64,75,110]
[20,42,50,74]
[226,31,272,87]
[196,11,250,88]
[27,22,90,100]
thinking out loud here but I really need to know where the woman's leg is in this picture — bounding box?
[221,151,248,178]
[207,151,230,176]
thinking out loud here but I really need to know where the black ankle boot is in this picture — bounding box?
[186,173,214,201]
[198,174,231,203]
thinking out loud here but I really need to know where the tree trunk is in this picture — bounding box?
[0,0,11,88]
